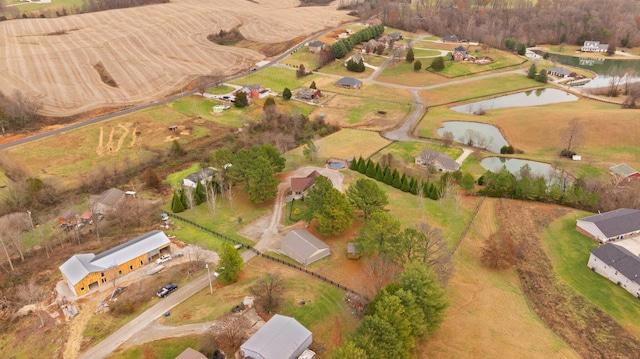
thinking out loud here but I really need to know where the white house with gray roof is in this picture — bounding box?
[576,208,640,243]
[59,230,171,296]
[280,229,330,266]
[588,240,640,298]
[415,149,460,172]
[240,314,312,359]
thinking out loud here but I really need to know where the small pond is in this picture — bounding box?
[480,157,561,182]
[437,121,508,153]
[329,161,346,169]
[450,88,578,114]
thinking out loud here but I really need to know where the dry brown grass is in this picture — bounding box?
[417,198,580,359]
[0,0,355,116]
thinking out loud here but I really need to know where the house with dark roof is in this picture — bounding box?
[588,240,640,298]
[280,229,330,266]
[290,170,321,199]
[296,88,322,101]
[443,34,459,42]
[335,77,362,89]
[388,31,403,40]
[183,167,216,188]
[240,314,313,359]
[58,209,77,229]
[59,230,171,296]
[415,149,460,172]
[610,163,640,183]
[576,208,640,243]
[91,187,126,215]
[308,40,326,53]
[547,67,575,78]
[581,41,609,53]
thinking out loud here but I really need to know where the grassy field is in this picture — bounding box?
[318,57,374,79]
[368,141,463,174]
[317,93,410,129]
[377,61,451,87]
[436,48,527,77]
[412,48,442,57]
[206,85,235,95]
[418,198,579,358]
[312,77,412,104]
[229,67,317,93]
[107,336,200,359]
[543,212,640,338]
[283,46,320,70]
[286,129,391,169]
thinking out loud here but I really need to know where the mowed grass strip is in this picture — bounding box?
[106,336,200,359]
[419,198,579,358]
[288,128,391,163]
[282,46,320,69]
[230,67,317,93]
[543,212,640,339]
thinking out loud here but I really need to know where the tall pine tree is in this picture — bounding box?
[171,190,185,213]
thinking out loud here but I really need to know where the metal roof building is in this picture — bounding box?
[240,314,312,359]
[576,208,640,243]
[280,229,330,266]
[588,241,640,298]
[59,230,171,296]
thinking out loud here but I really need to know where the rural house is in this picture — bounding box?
[347,242,361,259]
[295,88,322,101]
[59,230,171,296]
[308,40,326,53]
[576,208,640,243]
[344,53,363,66]
[335,77,362,89]
[183,167,216,188]
[547,67,575,78]
[588,239,640,298]
[610,163,640,183]
[290,170,320,199]
[443,34,459,42]
[388,31,403,40]
[280,229,330,266]
[362,39,382,53]
[452,46,470,61]
[58,209,77,230]
[240,314,313,359]
[581,41,609,52]
[90,187,125,215]
[236,84,270,99]
[415,149,460,172]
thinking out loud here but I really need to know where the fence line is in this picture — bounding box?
[167,213,367,299]
[451,196,486,256]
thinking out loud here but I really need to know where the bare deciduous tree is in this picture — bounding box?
[358,256,400,299]
[207,314,250,355]
[0,234,15,272]
[442,131,454,146]
[562,118,584,155]
[419,221,453,283]
[17,278,47,327]
[250,272,285,314]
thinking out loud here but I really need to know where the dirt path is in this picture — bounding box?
[62,298,98,359]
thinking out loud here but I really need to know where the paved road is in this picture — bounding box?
[78,273,210,359]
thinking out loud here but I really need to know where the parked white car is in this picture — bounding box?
[157,254,172,264]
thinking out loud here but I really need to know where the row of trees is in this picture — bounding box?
[331,24,385,59]
[332,262,448,358]
[350,156,444,200]
[0,89,43,133]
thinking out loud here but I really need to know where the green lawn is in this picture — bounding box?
[206,85,234,95]
[230,67,317,93]
[412,48,442,57]
[106,336,200,359]
[435,48,527,77]
[3,0,84,17]
[543,212,640,336]
[318,57,374,79]
[363,54,388,67]
[164,163,201,190]
[282,46,320,70]
[369,141,462,166]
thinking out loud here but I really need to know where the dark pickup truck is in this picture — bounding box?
[156,283,178,298]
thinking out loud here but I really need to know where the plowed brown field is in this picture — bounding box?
[0,0,354,116]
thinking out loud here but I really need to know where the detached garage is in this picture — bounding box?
[280,230,330,266]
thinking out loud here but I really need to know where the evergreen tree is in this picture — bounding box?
[234,91,248,108]
[409,177,418,195]
[374,163,384,181]
[517,43,527,55]
[414,60,422,71]
[218,243,244,284]
[357,156,365,170]
[282,87,292,100]
[461,172,475,193]
[179,188,188,209]
[194,180,205,205]
[349,157,359,171]
[170,139,185,157]
[431,56,445,72]
[365,159,376,178]
[400,262,448,335]
[535,69,548,83]
[263,97,275,112]
[310,81,317,89]
[392,169,402,189]
[383,166,393,185]
[171,190,185,213]
[405,47,415,62]
[357,158,367,174]
[400,173,410,192]
[527,63,537,79]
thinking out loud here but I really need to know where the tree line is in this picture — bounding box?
[331,24,385,59]
[378,0,640,50]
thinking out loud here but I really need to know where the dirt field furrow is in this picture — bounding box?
[0,0,354,116]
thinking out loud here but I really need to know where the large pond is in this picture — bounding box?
[481,157,561,182]
[437,121,508,153]
[450,88,578,114]
[532,50,640,88]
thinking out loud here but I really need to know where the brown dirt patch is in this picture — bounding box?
[0,0,355,117]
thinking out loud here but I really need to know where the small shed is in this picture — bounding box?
[347,242,360,259]
[280,229,330,266]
